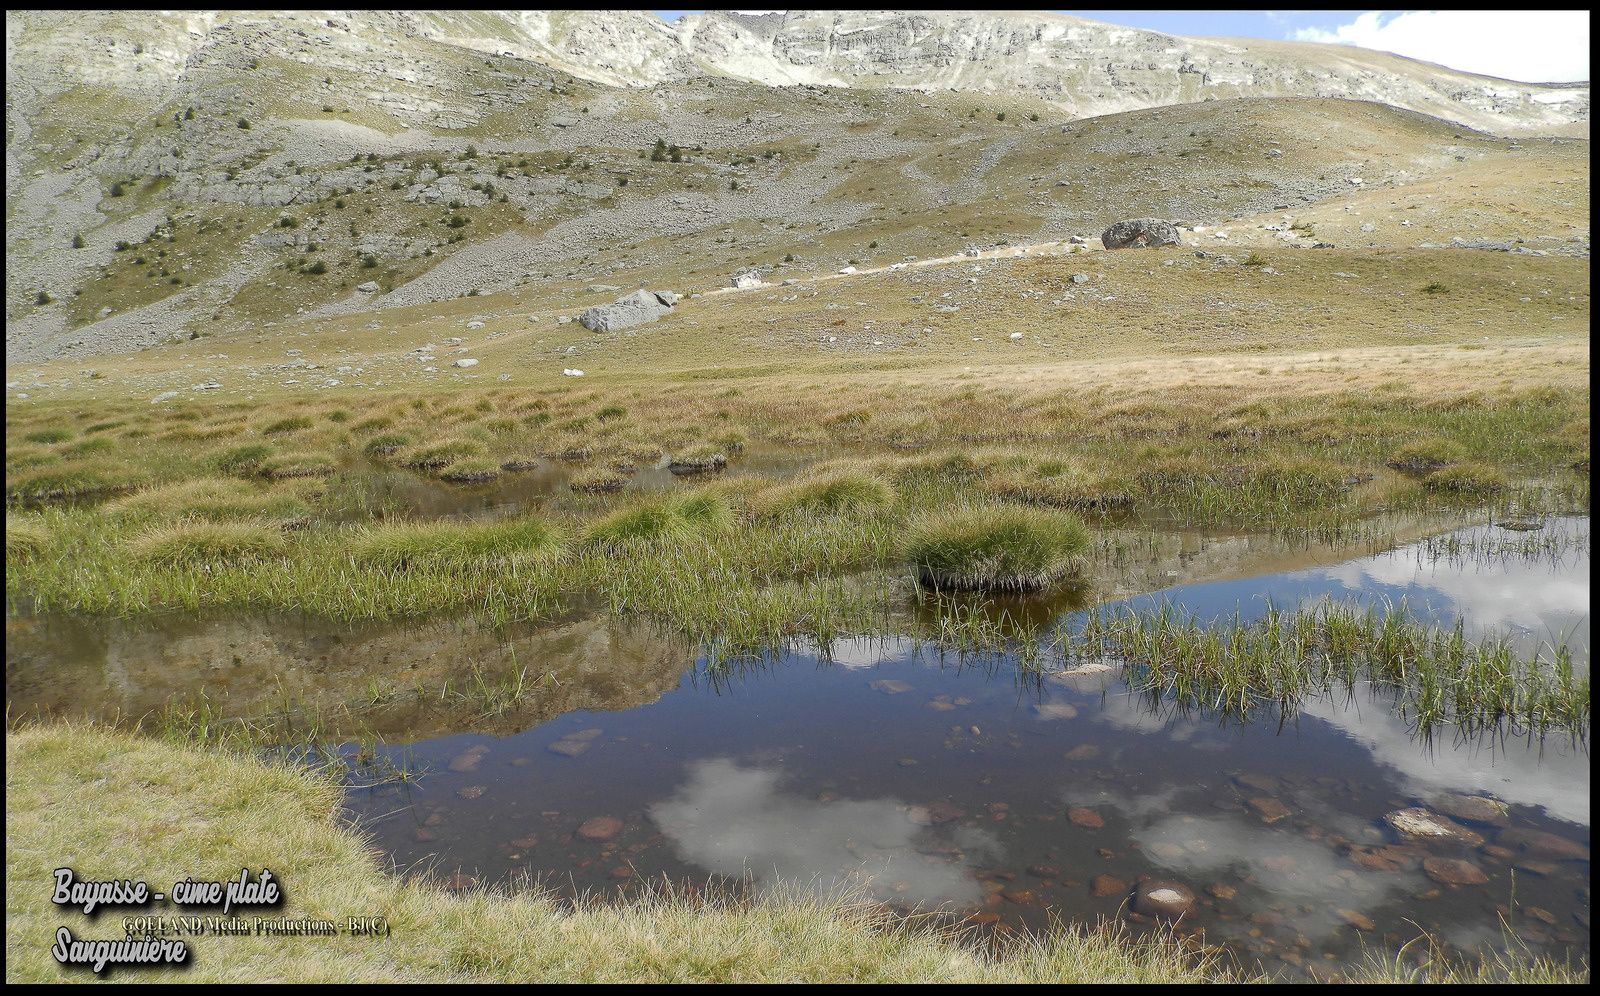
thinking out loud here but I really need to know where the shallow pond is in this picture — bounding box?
[7,517,1590,979]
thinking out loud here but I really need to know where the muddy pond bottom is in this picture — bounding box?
[341,520,1590,981]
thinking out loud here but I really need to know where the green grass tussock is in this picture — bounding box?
[1387,437,1468,473]
[5,465,137,504]
[401,438,486,470]
[1422,463,1508,495]
[212,442,275,476]
[753,470,896,518]
[352,515,561,569]
[258,451,336,479]
[569,466,629,493]
[905,505,1090,593]
[129,520,289,566]
[436,457,502,483]
[1077,600,1588,735]
[363,432,411,456]
[983,460,1134,511]
[585,492,733,549]
[667,443,728,473]
[106,478,309,523]
[5,513,51,561]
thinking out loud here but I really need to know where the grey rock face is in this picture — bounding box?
[1101,218,1181,250]
[577,289,677,332]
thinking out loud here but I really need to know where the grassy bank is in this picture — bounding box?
[5,724,1586,984]
[5,380,1589,629]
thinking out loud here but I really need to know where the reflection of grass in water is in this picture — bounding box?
[1418,521,1589,567]
[1074,599,1588,736]
[439,658,556,719]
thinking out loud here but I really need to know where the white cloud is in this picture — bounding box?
[649,758,1002,908]
[1294,10,1590,84]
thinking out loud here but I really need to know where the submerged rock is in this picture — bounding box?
[577,816,624,841]
[1422,857,1490,886]
[1068,807,1105,829]
[1133,879,1196,919]
[448,745,488,772]
[1432,794,1510,826]
[1383,807,1485,846]
[1497,828,1590,861]
[1337,908,1376,930]
[1247,796,1292,824]
[1090,874,1126,897]
[1034,702,1079,720]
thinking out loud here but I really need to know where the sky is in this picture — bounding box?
[651,10,1590,84]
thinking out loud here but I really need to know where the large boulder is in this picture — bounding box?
[578,290,677,332]
[1100,218,1181,249]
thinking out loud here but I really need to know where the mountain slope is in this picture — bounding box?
[668,10,1588,134]
[3,10,1590,364]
